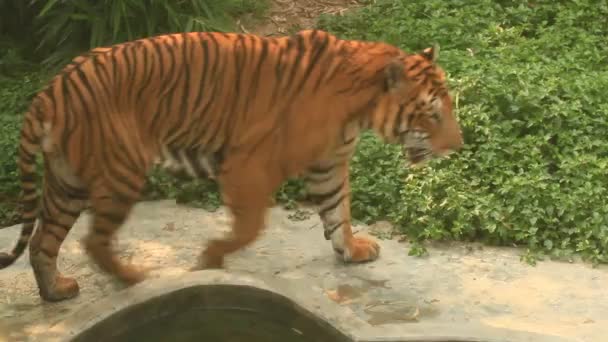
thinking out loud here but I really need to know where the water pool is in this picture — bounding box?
[70,284,353,342]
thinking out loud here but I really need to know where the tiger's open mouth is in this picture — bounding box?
[405,147,432,166]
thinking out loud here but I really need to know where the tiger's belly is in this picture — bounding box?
[155,145,220,180]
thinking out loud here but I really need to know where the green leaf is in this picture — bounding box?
[38,0,61,17]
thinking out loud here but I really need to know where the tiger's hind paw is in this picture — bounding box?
[118,264,149,286]
[39,275,80,302]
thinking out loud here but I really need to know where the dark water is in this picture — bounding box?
[114,308,342,342]
[71,285,352,342]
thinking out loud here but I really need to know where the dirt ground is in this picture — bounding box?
[239,0,366,36]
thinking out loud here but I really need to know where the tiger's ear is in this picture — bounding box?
[383,58,406,93]
[420,44,440,63]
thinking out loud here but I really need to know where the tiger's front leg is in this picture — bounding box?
[305,161,380,263]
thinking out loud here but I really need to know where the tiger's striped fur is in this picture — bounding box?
[0,29,462,301]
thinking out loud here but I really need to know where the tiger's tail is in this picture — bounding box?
[0,104,44,268]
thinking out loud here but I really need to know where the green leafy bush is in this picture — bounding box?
[315,0,608,264]
[0,0,268,67]
[0,72,50,225]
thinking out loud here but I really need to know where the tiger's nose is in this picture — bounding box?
[432,127,463,157]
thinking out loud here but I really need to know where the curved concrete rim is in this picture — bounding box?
[39,270,575,342]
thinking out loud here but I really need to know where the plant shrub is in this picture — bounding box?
[315,0,608,264]
[0,72,50,225]
[0,0,269,67]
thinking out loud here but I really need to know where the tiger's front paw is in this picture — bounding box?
[344,235,381,263]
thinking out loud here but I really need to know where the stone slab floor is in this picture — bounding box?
[0,200,606,341]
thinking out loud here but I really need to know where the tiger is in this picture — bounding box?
[0,29,463,302]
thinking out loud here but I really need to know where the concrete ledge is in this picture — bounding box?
[2,201,602,341]
[38,270,574,342]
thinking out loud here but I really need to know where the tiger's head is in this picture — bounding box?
[370,45,463,167]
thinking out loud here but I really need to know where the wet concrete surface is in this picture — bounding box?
[0,200,606,341]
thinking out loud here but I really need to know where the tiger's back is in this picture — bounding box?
[38,31,368,181]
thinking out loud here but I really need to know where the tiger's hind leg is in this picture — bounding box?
[29,157,88,302]
[83,176,148,286]
[305,160,380,263]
